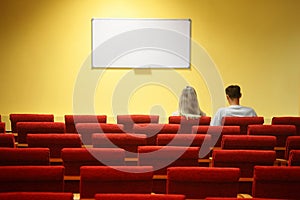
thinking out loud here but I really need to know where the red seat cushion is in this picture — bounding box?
[222,117,264,134]
[27,134,82,158]
[0,134,15,148]
[16,122,65,144]
[253,166,300,199]
[117,115,159,132]
[167,167,240,199]
[62,148,125,175]
[221,135,276,150]
[80,166,153,198]
[0,166,64,192]
[138,146,200,175]
[0,148,50,166]
[64,115,107,133]
[192,126,240,147]
[0,192,73,200]
[75,123,124,145]
[168,116,211,133]
[95,194,185,200]
[212,150,276,177]
[10,114,54,133]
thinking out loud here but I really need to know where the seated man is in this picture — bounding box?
[210,85,257,126]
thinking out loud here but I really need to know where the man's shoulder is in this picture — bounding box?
[241,106,256,112]
[215,107,229,115]
[215,107,227,112]
[237,105,257,116]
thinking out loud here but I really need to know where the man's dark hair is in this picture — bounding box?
[225,85,241,99]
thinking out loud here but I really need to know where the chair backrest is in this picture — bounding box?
[289,150,300,166]
[0,148,50,166]
[64,115,107,133]
[248,125,297,146]
[16,122,65,144]
[168,116,211,133]
[0,192,73,200]
[133,124,180,145]
[0,166,64,192]
[117,115,160,132]
[95,194,186,200]
[272,116,300,135]
[0,134,15,148]
[75,123,125,145]
[27,134,82,158]
[156,133,209,147]
[285,136,300,160]
[192,126,240,147]
[61,148,125,175]
[138,146,200,175]
[205,198,282,200]
[80,166,154,199]
[221,135,276,150]
[156,134,211,159]
[9,114,54,133]
[222,117,264,134]
[212,150,276,177]
[167,167,240,199]
[0,122,5,133]
[252,166,300,199]
[92,133,147,157]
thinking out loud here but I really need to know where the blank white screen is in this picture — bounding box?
[92,18,191,68]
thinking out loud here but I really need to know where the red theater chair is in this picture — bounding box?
[156,133,210,147]
[272,116,300,135]
[0,148,50,166]
[138,146,200,175]
[252,166,300,199]
[168,116,211,133]
[133,123,180,145]
[248,125,297,158]
[212,149,276,194]
[0,166,64,192]
[9,114,54,133]
[212,150,276,178]
[205,198,285,200]
[156,134,211,161]
[62,148,125,176]
[75,123,124,145]
[285,136,300,160]
[64,115,107,133]
[289,150,300,166]
[167,167,240,199]
[0,192,73,200]
[192,126,240,147]
[0,122,5,133]
[16,122,65,145]
[117,114,159,132]
[92,133,147,158]
[95,194,186,200]
[222,116,264,134]
[80,166,154,199]
[0,134,15,147]
[221,135,276,150]
[27,134,82,158]
[138,146,200,193]
[62,148,125,193]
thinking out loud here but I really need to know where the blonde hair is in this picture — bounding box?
[179,86,204,116]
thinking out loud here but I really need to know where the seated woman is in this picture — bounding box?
[173,86,206,118]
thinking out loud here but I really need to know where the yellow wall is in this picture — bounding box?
[0,0,299,127]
